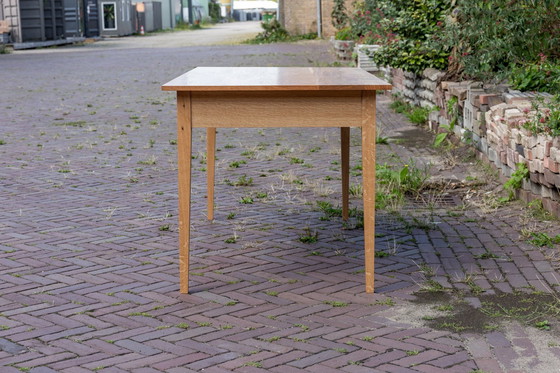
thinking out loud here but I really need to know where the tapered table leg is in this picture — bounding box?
[361,91,376,293]
[341,127,350,221]
[207,128,216,221]
[177,92,192,294]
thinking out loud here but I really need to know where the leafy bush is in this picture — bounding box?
[349,4,385,44]
[245,20,316,44]
[370,39,448,74]
[438,0,560,81]
[331,0,349,31]
[353,0,560,84]
[334,26,353,41]
[351,0,451,73]
[249,20,290,43]
[509,60,560,94]
[209,0,221,22]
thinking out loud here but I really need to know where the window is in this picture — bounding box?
[102,2,117,30]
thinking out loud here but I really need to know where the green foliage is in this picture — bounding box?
[371,39,449,74]
[224,236,237,244]
[246,20,316,44]
[208,0,221,22]
[353,0,560,82]
[289,157,305,164]
[239,196,253,204]
[299,227,319,243]
[175,21,203,30]
[446,96,458,126]
[390,95,433,125]
[503,163,528,201]
[334,26,353,41]
[474,251,499,260]
[376,163,429,209]
[528,232,560,248]
[433,132,447,147]
[229,160,247,168]
[323,300,348,307]
[389,98,411,114]
[316,201,343,218]
[349,3,384,44]
[247,19,290,43]
[354,0,451,73]
[509,61,560,94]
[521,95,560,137]
[376,135,389,144]
[331,0,349,30]
[408,106,431,125]
[233,175,253,186]
[438,0,560,80]
[434,97,458,147]
[535,320,551,331]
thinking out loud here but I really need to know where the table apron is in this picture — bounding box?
[189,91,363,128]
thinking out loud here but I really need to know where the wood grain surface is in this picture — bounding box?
[190,91,362,128]
[162,67,392,92]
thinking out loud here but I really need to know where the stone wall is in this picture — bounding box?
[386,66,560,216]
[485,101,560,214]
[280,0,353,37]
[390,68,444,108]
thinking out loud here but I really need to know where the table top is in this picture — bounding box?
[162,67,392,92]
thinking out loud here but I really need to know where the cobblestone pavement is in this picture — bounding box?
[1,27,560,372]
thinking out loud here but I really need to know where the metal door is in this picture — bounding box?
[63,0,81,37]
[83,0,99,36]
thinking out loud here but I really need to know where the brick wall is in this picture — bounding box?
[281,0,353,37]
[388,66,560,217]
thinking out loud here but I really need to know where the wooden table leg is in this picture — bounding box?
[341,127,350,221]
[177,92,193,294]
[207,128,216,221]
[361,91,376,293]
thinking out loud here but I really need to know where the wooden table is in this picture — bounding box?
[162,67,391,294]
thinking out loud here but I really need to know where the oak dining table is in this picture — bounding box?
[162,67,391,294]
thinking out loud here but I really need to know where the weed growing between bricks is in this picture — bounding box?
[412,290,560,336]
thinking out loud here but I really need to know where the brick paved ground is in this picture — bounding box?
[1,29,560,372]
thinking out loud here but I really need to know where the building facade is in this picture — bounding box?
[279,0,353,38]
